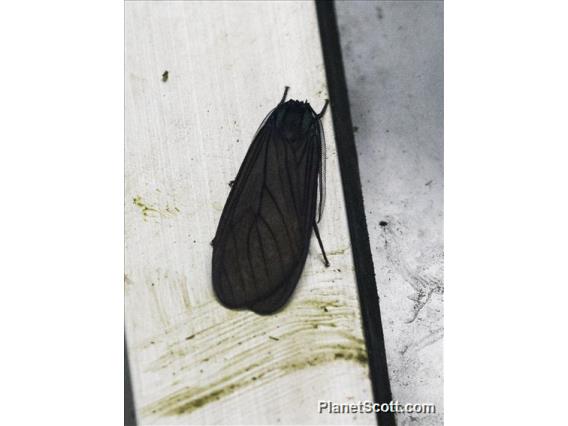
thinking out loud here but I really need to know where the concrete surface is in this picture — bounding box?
[335,2,444,425]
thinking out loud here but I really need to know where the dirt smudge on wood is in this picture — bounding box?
[132,195,180,220]
[326,245,351,256]
[133,195,158,217]
[142,341,367,417]
[138,294,369,418]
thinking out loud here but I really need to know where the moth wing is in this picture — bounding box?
[212,120,321,314]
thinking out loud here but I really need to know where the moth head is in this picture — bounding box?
[274,100,316,141]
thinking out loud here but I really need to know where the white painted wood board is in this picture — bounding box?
[125,1,375,424]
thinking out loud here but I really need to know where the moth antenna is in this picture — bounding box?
[316,108,327,223]
[317,100,329,119]
[280,86,290,104]
[317,132,326,223]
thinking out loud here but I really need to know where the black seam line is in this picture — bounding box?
[315,2,395,426]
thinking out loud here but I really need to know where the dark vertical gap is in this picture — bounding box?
[315,2,395,426]
[124,338,137,426]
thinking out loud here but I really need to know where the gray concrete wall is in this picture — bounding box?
[335,2,444,425]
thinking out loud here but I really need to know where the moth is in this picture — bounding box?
[211,87,330,315]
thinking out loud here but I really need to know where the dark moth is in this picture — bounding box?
[211,87,330,315]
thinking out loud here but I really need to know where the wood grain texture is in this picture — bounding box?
[125,1,375,424]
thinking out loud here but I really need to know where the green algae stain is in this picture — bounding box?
[334,349,368,365]
[132,196,180,219]
[142,376,253,417]
[166,380,256,416]
[139,298,370,418]
[327,245,351,256]
[133,196,158,217]
[142,341,369,418]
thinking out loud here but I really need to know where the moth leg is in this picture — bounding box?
[313,221,330,267]
[317,100,329,119]
[280,86,290,104]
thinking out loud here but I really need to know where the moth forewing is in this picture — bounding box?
[212,89,329,314]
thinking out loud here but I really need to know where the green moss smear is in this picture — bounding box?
[133,195,158,217]
[142,342,368,417]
